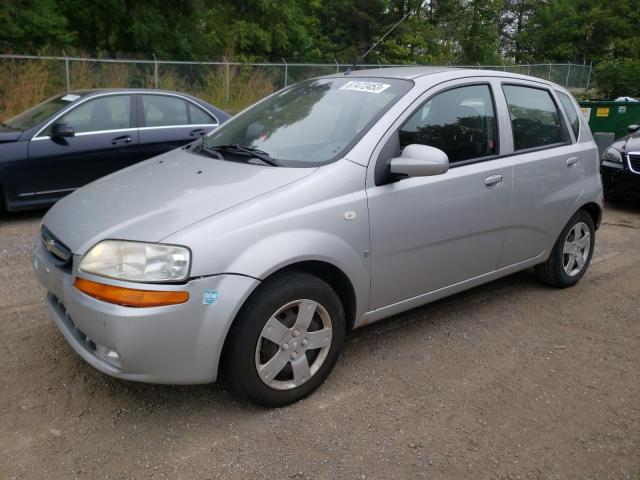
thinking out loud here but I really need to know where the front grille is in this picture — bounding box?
[628,153,640,174]
[48,293,97,354]
[47,293,122,369]
[41,226,72,266]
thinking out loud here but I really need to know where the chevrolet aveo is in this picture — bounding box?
[34,68,603,407]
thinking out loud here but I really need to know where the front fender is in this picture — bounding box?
[224,229,370,320]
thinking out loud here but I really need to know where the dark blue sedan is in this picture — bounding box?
[0,89,230,211]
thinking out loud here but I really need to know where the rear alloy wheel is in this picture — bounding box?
[535,210,595,288]
[224,271,345,407]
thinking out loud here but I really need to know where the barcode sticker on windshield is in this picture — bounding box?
[340,81,391,94]
[61,94,81,102]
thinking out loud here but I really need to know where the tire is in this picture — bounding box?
[535,210,595,288]
[223,271,346,407]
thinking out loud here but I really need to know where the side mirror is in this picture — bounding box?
[51,123,75,138]
[628,124,640,134]
[389,144,449,178]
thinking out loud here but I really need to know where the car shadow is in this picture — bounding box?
[604,198,640,214]
[0,207,48,224]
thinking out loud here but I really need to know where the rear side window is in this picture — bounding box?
[142,95,189,127]
[502,85,564,151]
[399,84,498,163]
[188,103,216,125]
[556,91,580,140]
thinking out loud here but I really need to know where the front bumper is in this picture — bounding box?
[33,240,259,384]
[601,163,640,198]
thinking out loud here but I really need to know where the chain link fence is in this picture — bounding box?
[0,54,592,118]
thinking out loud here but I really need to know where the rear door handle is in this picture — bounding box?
[484,174,503,188]
[111,135,132,145]
[189,128,206,137]
[566,156,579,167]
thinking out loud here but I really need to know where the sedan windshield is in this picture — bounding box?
[3,93,83,130]
[203,77,412,166]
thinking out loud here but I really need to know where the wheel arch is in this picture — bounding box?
[218,260,358,378]
[579,201,602,230]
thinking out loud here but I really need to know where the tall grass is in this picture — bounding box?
[0,57,280,120]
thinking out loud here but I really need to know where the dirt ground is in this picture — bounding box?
[1,202,639,480]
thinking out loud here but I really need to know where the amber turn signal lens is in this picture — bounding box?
[74,278,189,307]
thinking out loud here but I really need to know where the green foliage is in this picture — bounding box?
[593,59,640,98]
[1,0,640,67]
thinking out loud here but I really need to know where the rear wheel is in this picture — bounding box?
[224,271,345,407]
[535,210,595,288]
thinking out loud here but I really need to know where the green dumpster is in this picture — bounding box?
[579,100,640,139]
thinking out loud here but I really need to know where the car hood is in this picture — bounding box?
[0,130,22,142]
[43,148,316,254]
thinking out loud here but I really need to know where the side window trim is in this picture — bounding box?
[373,80,502,185]
[397,81,501,163]
[500,81,572,152]
[33,93,134,139]
[554,90,580,143]
[140,94,219,128]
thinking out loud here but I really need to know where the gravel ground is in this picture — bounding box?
[1,202,639,480]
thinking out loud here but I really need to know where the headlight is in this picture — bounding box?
[602,147,623,163]
[79,240,191,283]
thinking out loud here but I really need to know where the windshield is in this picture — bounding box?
[3,93,83,130]
[203,77,412,166]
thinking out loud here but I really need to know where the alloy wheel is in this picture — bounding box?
[255,299,333,390]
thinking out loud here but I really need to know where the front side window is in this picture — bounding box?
[142,95,189,127]
[398,84,498,163]
[556,91,580,140]
[4,93,84,131]
[503,85,564,151]
[203,77,413,166]
[53,95,131,134]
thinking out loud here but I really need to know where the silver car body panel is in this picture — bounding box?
[35,67,603,384]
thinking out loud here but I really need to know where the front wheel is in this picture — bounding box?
[535,210,595,288]
[223,271,345,407]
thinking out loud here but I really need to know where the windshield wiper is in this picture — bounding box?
[211,144,280,167]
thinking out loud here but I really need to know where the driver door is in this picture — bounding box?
[367,80,513,310]
[25,94,138,201]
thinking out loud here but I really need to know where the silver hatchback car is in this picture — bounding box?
[34,68,603,407]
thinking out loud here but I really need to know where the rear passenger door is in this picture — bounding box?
[137,94,219,159]
[497,82,586,267]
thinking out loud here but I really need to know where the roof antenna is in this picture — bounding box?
[345,11,411,75]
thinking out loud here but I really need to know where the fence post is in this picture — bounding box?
[585,61,593,91]
[564,62,571,87]
[225,59,230,103]
[334,58,339,74]
[63,50,71,91]
[282,58,288,87]
[152,53,159,89]
[527,62,531,76]
[548,63,552,80]
[377,60,381,70]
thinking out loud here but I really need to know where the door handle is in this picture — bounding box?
[111,135,132,145]
[566,156,579,167]
[484,174,503,188]
[189,128,206,137]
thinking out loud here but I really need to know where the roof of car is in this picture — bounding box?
[68,88,197,97]
[335,66,456,79]
[324,66,559,88]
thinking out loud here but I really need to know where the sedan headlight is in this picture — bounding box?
[602,147,623,163]
[79,240,191,283]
